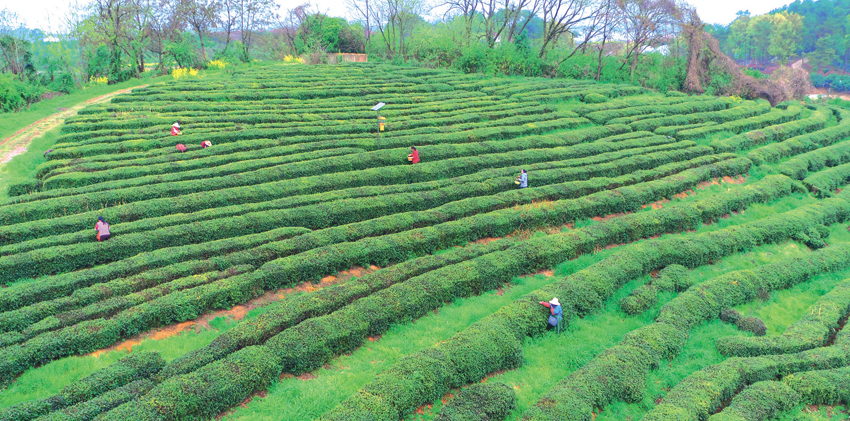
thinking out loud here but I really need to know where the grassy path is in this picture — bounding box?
[0,85,148,167]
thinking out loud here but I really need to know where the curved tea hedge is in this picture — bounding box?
[5,63,850,421]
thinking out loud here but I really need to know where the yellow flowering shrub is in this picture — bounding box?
[207,60,226,69]
[283,55,306,64]
[89,76,108,86]
[172,68,201,79]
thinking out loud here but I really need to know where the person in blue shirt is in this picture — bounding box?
[518,169,528,188]
[539,297,563,333]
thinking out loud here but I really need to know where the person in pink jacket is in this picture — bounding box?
[95,216,111,242]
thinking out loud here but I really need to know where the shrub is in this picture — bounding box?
[583,93,608,104]
[437,382,516,421]
[716,278,850,357]
[619,264,690,315]
[619,284,657,315]
[737,317,767,336]
[327,177,831,420]
[720,308,742,324]
[0,351,163,421]
[709,381,799,421]
[709,107,828,152]
[747,107,850,165]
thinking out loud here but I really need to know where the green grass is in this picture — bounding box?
[0,77,164,141]
[0,126,63,201]
[0,76,169,200]
[591,230,850,420]
[219,264,591,421]
[219,188,843,421]
[0,315,239,408]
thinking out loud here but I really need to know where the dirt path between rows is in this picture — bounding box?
[0,85,148,167]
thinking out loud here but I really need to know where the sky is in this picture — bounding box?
[9,0,795,33]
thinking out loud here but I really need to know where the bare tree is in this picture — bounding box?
[478,0,540,47]
[345,0,372,52]
[278,3,310,54]
[236,0,275,61]
[593,0,621,80]
[438,0,477,47]
[0,8,30,78]
[124,0,153,73]
[182,0,220,61]
[148,0,184,73]
[369,0,427,58]
[538,0,601,59]
[617,0,680,81]
[218,0,239,53]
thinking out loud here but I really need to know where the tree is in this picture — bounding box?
[235,0,274,61]
[617,0,680,82]
[593,0,621,80]
[805,36,838,70]
[0,8,33,80]
[217,0,239,54]
[147,0,184,73]
[183,0,220,62]
[538,0,601,60]
[478,0,540,48]
[90,0,133,78]
[437,0,477,47]
[296,14,364,54]
[279,3,309,55]
[125,0,153,74]
[767,11,802,64]
[369,0,428,59]
[725,14,750,61]
[345,0,373,52]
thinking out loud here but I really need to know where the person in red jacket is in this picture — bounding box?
[176,144,187,153]
[409,146,420,164]
[171,122,181,136]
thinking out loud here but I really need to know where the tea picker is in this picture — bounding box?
[408,146,419,164]
[516,169,528,188]
[539,297,563,333]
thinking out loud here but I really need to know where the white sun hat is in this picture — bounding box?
[173,122,180,128]
[549,298,560,306]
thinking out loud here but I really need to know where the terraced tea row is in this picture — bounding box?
[4,63,850,421]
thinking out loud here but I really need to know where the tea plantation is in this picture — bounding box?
[2,63,850,421]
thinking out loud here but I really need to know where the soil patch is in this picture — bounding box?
[88,264,377,358]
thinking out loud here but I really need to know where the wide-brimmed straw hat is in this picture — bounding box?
[549,298,560,306]
[172,122,180,128]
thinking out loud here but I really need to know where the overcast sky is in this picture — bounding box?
[11,0,794,33]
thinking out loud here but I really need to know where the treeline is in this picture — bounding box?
[5,0,836,113]
[709,0,850,72]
